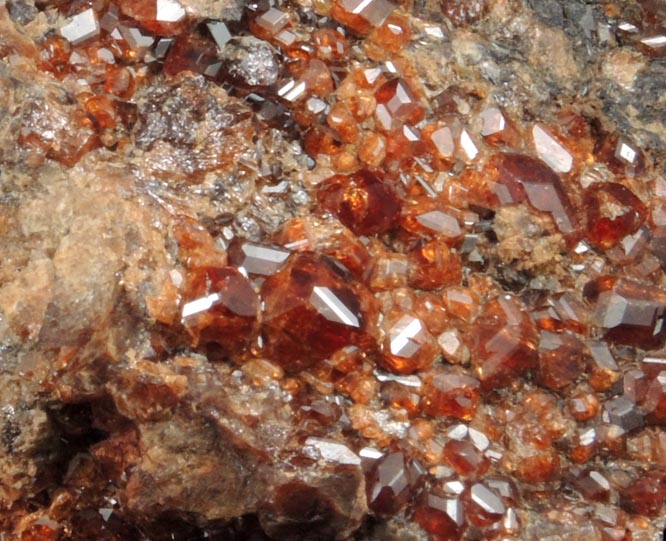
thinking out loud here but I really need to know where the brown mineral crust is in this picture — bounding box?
[0,376,56,513]
[2,0,666,540]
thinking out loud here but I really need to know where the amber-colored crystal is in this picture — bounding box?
[38,35,73,78]
[407,239,462,290]
[368,251,409,291]
[250,7,291,40]
[358,131,386,167]
[84,94,118,130]
[422,368,480,420]
[313,28,349,62]
[414,293,449,336]
[379,312,438,374]
[568,388,600,422]
[536,331,586,391]
[442,287,478,323]
[569,428,597,463]
[104,64,136,99]
[181,266,259,354]
[584,182,647,249]
[374,78,424,132]
[331,0,395,35]
[414,492,463,541]
[401,197,464,243]
[587,340,621,391]
[366,13,411,55]
[515,450,560,483]
[619,473,666,516]
[317,170,401,235]
[275,215,373,279]
[326,102,359,143]
[117,0,188,35]
[304,125,343,156]
[532,291,589,335]
[471,294,539,390]
[173,216,227,270]
[380,380,420,416]
[443,439,489,475]
[261,252,376,371]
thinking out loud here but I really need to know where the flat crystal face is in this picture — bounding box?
[587,277,666,348]
[60,9,100,45]
[156,0,186,22]
[495,153,578,233]
[472,294,539,390]
[260,252,373,370]
[532,124,573,173]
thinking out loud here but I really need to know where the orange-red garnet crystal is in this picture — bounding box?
[422,367,481,420]
[261,252,377,372]
[317,170,401,236]
[471,293,539,390]
[181,266,260,355]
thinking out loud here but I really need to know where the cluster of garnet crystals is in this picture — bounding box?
[7,0,666,539]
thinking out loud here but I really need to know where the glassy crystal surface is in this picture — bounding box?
[492,153,578,234]
[317,170,401,235]
[261,252,374,371]
[585,276,666,349]
[60,9,100,46]
[471,294,539,390]
[332,0,395,35]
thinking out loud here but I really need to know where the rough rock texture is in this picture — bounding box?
[1,0,666,540]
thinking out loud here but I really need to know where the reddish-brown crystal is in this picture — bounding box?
[471,294,539,390]
[379,311,438,374]
[261,252,376,371]
[491,153,579,234]
[422,368,480,420]
[117,0,188,35]
[414,492,463,541]
[366,450,422,515]
[584,276,666,349]
[180,266,259,354]
[584,182,647,249]
[619,473,666,516]
[407,239,463,290]
[331,0,395,35]
[374,78,424,132]
[317,170,400,235]
[536,331,586,391]
[443,439,489,475]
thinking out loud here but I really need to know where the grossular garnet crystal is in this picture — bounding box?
[260,252,376,371]
[4,0,666,540]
